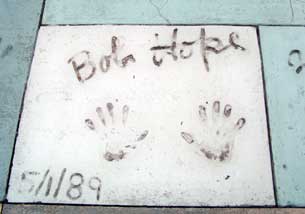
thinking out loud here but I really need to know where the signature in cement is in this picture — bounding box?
[150,28,245,72]
[68,36,135,82]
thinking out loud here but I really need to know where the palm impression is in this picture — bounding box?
[181,101,246,162]
[85,102,149,161]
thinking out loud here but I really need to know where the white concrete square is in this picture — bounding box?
[8,25,274,206]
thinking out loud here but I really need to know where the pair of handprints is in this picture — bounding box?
[85,101,246,162]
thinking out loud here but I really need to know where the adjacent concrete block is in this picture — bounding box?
[259,26,305,206]
[0,0,43,200]
[43,0,304,25]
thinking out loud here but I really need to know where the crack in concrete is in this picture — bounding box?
[289,0,295,23]
[149,0,171,24]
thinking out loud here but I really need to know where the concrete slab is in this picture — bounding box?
[2,205,305,214]
[8,25,274,206]
[43,0,304,25]
[259,26,305,207]
[0,0,43,200]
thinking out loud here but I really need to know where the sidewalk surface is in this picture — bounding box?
[1,0,305,213]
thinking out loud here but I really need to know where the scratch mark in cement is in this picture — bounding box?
[289,0,295,23]
[149,0,171,24]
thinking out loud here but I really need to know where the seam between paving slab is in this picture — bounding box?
[256,27,278,207]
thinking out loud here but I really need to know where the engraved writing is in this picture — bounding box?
[68,36,135,83]
[150,28,246,71]
[67,28,246,83]
[20,169,101,201]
